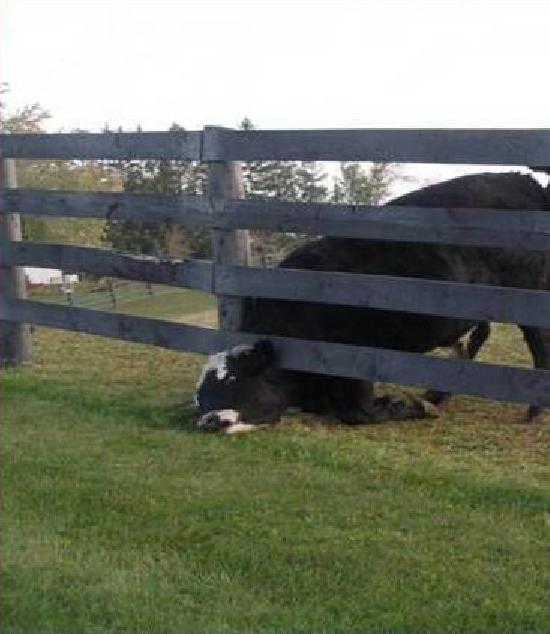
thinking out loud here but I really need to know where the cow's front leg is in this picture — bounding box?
[337,388,439,424]
[368,394,439,423]
[331,379,377,423]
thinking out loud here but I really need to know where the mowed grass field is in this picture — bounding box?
[2,288,550,632]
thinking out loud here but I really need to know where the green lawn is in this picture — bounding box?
[2,292,550,632]
[30,282,216,322]
[108,286,216,321]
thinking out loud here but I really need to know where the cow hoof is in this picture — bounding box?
[344,395,441,423]
[379,395,440,420]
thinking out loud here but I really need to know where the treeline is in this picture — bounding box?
[1,89,399,262]
[1,85,121,246]
[103,118,398,261]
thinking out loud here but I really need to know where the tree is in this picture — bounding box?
[1,84,50,241]
[104,118,401,263]
[0,83,50,134]
[1,85,121,244]
[103,124,211,257]
[331,161,398,205]
[240,119,330,263]
[295,161,328,203]
[240,118,299,201]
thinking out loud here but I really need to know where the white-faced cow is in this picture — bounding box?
[195,172,550,432]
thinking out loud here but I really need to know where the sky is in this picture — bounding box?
[1,0,549,190]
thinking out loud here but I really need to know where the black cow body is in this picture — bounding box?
[196,172,550,431]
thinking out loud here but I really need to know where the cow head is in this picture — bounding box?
[195,340,287,432]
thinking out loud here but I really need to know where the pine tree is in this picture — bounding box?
[332,161,397,205]
[103,118,399,262]
[240,118,298,201]
[103,123,210,257]
[295,161,328,202]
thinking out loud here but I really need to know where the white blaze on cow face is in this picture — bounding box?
[197,351,229,387]
[195,351,233,407]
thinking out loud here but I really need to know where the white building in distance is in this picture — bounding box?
[25,267,79,286]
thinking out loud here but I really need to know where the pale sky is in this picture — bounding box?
[1,0,549,190]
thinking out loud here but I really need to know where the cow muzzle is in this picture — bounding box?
[196,409,270,434]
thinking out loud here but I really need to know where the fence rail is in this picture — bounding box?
[3,188,550,251]
[1,127,550,410]
[3,241,550,329]
[2,297,550,408]
[202,127,550,164]
[0,131,202,160]
[1,242,212,289]
[3,128,550,164]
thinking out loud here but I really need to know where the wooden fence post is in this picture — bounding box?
[0,158,32,364]
[205,127,251,331]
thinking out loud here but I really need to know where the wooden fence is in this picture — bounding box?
[1,127,550,408]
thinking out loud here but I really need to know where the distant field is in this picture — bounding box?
[107,286,217,325]
[2,288,550,632]
[30,281,216,323]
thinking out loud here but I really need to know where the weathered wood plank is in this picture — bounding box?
[215,265,550,329]
[202,128,550,164]
[224,198,550,252]
[5,242,550,328]
[0,131,202,160]
[0,159,31,365]
[3,189,550,251]
[0,188,212,225]
[2,297,549,407]
[1,242,213,291]
[0,297,220,354]
[207,132,251,331]
[225,197,550,235]
[4,128,550,164]
[268,333,550,408]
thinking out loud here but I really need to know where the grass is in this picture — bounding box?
[2,290,550,632]
[30,282,216,323]
[108,286,216,322]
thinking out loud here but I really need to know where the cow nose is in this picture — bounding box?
[197,411,234,432]
[197,412,226,432]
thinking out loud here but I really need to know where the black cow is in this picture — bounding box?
[195,172,550,432]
